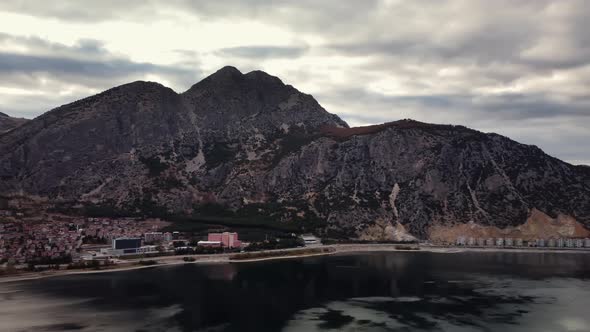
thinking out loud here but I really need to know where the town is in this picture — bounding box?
[0,214,323,270]
[3,211,590,270]
[0,217,169,266]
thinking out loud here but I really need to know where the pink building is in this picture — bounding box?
[207,232,241,248]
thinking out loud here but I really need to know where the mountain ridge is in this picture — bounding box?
[0,112,29,134]
[1,67,589,240]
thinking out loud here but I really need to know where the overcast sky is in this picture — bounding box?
[1,0,589,164]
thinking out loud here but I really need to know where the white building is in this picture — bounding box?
[144,232,164,243]
[137,245,158,254]
[302,235,320,246]
[197,240,222,248]
[456,236,466,246]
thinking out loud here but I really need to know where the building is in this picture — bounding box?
[477,238,485,246]
[302,234,320,246]
[206,232,241,248]
[496,238,504,247]
[486,238,494,246]
[515,238,523,247]
[99,243,156,257]
[137,245,158,254]
[585,238,590,248]
[537,239,546,247]
[557,238,565,247]
[467,237,475,246]
[575,239,583,248]
[505,238,513,247]
[113,237,141,250]
[565,239,574,248]
[197,240,222,248]
[548,238,556,247]
[456,236,466,246]
[144,232,164,244]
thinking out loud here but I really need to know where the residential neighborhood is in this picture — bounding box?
[0,216,169,266]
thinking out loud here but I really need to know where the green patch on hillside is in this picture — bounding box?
[204,143,235,168]
[139,155,169,176]
[82,192,169,219]
[156,176,183,189]
[270,133,319,167]
[82,200,135,218]
[164,202,326,236]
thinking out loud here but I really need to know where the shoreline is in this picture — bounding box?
[2,244,589,284]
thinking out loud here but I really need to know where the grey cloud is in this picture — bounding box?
[177,0,381,34]
[216,45,308,59]
[475,94,590,120]
[0,0,158,22]
[0,33,201,91]
[0,33,202,119]
[0,33,110,59]
[0,93,86,119]
[320,1,590,73]
[3,0,584,73]
[319,87,590,122]
[0,0,381,33]
[0,52,191,82]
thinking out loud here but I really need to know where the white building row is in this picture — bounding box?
[456,236,590,248]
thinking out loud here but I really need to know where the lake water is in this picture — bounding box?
[1,251,590,332]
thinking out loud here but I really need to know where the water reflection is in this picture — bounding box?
[0,251,589,331]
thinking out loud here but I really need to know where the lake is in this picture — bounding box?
[1,251,590,331]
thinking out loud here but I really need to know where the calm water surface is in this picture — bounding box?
[1,251,590,332]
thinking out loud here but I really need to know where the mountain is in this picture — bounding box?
[1,66,589,240]
[0,112,28,134]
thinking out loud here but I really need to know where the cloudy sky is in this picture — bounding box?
[1,0,589,164]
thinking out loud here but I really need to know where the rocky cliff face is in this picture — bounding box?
[1,67,589,239]
[0,112,28,134]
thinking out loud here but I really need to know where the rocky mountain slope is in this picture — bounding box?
[1,66,589,239]
[0,112,28,134]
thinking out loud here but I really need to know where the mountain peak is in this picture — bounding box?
[188,66,287,92]
[217,65,242,74]
[113,80,170,92]
[206,66,243,81]
[244,69,284,85]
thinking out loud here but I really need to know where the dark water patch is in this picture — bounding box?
[1,251,590,332]
[26,323,85,331]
